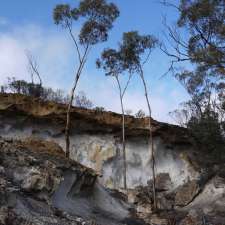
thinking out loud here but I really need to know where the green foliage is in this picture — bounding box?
[6,77,43,98]
[167,0,225,157]
[53,4,74,27]
[173,68,225,154]
[96,48,123,76]
[74,91,93,109]
[53,0,119,46]
[41,87,68,103]
[2,78,94,108]
[120,31,158,72]
[97,31,158,76]
[94,106,105,113]
[135,110,146,118]
[187,109,225,157]
[178,0,225,76]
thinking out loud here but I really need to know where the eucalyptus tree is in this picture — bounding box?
[96,48,132,190]
[161,0,225,77]
[26,51,42,87]
[25,51,43,97]
[53,0,119,157]
[161,0,225,157]
[120,31,158,209]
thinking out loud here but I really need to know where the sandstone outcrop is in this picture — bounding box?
[0,93,199,189]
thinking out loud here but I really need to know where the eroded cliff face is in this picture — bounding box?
[0,94,199,189]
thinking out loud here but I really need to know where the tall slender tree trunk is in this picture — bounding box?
[37,73,42,87]
[65,51,87,158]
[65,75,79,158]
[121,102,127,190]
[139,66,157,210]
[115,76,127,190]
[31,73,34,84]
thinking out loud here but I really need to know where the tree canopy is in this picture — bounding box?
[120,31,158,72]
[178,0,225,76]
[53,0,119,46]
[164,0,225,157]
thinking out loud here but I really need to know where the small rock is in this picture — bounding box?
[147,173,173,192]
[22,172,56,192]
[157,192,175,210]
[0,207,8,224]
[0,178,6,187]
[213,175,225,188]
[18,155,26,164]
[136,204,152,215]
[175,180,200,207]
[15,167,61,193]
[150,214,169,225]
[44,160,56,169]
[179,210,202,225]
[0,166,5,174]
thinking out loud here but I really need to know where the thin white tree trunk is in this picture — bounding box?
[115,75,127,190]
[139,66,157,210]
[65,74,79,157]
[65,46,89,158]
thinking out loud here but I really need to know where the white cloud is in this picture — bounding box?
[0,24,75,89]
[0,22,188,124]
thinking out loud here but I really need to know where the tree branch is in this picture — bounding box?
[159,0,182,12]
[66,20,82,64]
[142,48,152,66]
[122,72,133,98]
[26,51,42,86]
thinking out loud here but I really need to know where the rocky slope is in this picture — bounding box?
[130,169,225,224]
[0,137,145,225]
[1,136,225,225]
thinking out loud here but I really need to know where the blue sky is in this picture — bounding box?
[0,0,189,123]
